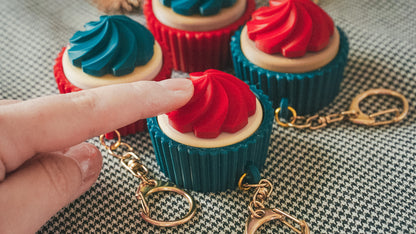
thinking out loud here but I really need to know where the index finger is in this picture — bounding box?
[0,78,193,174]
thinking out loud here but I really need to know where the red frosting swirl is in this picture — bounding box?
[167,69,256,139]
[246,0,334,58]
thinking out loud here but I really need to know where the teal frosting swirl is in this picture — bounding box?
[68,15,155,77]
[160,0,236,16]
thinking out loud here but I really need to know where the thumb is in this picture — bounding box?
[0,142,102,234]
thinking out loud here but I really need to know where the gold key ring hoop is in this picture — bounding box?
[137,180,197,227]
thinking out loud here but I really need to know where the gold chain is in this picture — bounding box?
[244,179,274,218]
[99,133,155,211]
[275,89,408,129]
[99,131,152,183]
[276,109,359,130]
[99,130,197,227]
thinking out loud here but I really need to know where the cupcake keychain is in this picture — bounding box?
[229,0,409,128]
[147,69,310,232]
[147,69,274,192]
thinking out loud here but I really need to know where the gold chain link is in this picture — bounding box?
[100,133,150,182]
[247,179,273,218]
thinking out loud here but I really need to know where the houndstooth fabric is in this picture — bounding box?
[1,0,415,233]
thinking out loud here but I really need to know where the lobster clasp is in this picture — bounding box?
[348,89,409,126]
[245,208,310,234]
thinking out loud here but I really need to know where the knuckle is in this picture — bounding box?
[66,91,103,136]
[68,90,100,114]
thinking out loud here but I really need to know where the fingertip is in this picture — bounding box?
[130,78,194,117]
[157,78,193,92]
[63,142,102,193]
[156,78,194,105]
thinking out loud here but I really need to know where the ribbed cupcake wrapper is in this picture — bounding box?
[147,87,274,192]
[54,48,82,93]
[143,0,256,73]
[231,27,349,115]
[53,43,173,139]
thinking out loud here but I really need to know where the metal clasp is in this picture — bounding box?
[348,88,409,126]
[245,208,310,234]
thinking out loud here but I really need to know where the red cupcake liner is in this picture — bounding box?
[143,0,256,73]
[53,42,173,139]
[53,48,82,93]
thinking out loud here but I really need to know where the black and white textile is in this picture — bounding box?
[1,0,415,233]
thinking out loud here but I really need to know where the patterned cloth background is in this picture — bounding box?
[1,0,415,233]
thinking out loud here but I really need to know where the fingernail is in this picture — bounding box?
[158,78,193,93]
[64,142,102,184]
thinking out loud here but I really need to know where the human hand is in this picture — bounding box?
[92,0,141,13]
[0,78,193,233]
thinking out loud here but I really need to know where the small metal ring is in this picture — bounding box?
[136,180,197,227]
[275,107,297,127]
[104,142,133,159]
[99,130,121,151]
[238,173,250,191]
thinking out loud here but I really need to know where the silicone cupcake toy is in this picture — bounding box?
[231,0,349,114]
[54,15,173,138]
[143,0,256,72]
[147,69,274,192]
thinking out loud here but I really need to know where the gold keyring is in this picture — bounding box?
[136,180,197,227]
[349,88,409,126]
[275,106,297,127]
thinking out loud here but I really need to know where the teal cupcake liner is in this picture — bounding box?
[147,86,274,192]
[230,27,349,115]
